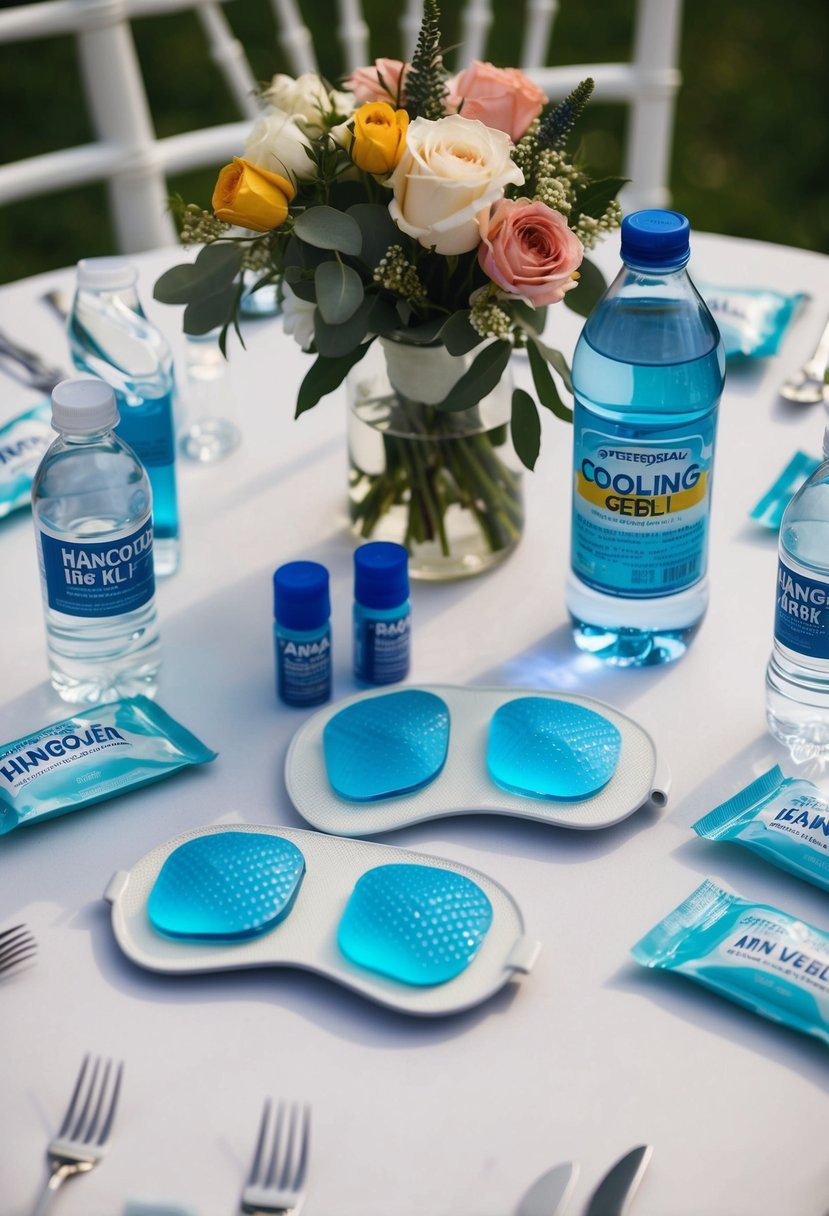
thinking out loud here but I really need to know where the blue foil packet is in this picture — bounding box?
[749,451,820,531]
[632,879,829,1047]
[699,284,807,359]
[0,401,53,519]
[693,765,829,892]
[0,696,216,834]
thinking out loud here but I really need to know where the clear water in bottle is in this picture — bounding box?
[32,378,161,704]
[766,429,829,761]
[567,211,725,666]
[68,257,180,576]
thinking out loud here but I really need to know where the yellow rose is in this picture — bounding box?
[350,102,409,176]
[212,158,295,232]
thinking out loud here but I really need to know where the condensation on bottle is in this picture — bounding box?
[68,256,181,576]
[31,377,161,704]
[766,426,829,761]
[566,210,726,666]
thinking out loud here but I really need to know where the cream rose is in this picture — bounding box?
[244,109,317,184]
[389,115,524,256]
[264,72,355,135]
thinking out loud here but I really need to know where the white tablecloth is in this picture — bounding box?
[1,233,828,1216]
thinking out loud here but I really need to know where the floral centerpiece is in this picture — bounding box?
[155,1,622,577]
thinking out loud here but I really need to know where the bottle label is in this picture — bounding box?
[115,390,175,467]
[354,612,411,684]
[774,556,829,660]
[571,416,715,597]
[276,630,331,705]
[38,518,155,617]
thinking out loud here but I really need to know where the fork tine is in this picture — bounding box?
[0,922,26,942]
[58,1054,91,1138]
[0,938,37,973]
[0,925,35,957]
[264,1101,286,1189]
[276,1103,298,1190]
[83,1058,112,1144]
[292,1104,311,1193]
[70,1055,101,1141]
[247,1099,272,1187]
[96,1060,123,1147]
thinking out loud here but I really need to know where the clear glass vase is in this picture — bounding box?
[347,337,524,580]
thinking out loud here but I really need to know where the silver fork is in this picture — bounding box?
[240,1100,311,1216]
[31,1053,124,1216]
[0,923,37,977]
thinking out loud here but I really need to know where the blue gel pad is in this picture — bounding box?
[147,832,305,941]
[337,863,493,986]
[487,697,621,800]
[322,689,450,801]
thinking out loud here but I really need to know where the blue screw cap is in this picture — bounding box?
[273,561,330,630]
[621,209,691,269]
[354,542,409,609]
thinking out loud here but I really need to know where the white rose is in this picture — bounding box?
[389,115,524,256]
[281,282,316,351]
[264,73,356,135]
[244,110,316,184]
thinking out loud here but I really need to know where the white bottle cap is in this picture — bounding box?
[51,377,119,433]
[76,256,137,291]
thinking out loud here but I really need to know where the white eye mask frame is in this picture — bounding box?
[104,824,540,1018]
[285,684,669,838]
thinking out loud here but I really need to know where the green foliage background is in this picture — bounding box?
[0,0,826,284]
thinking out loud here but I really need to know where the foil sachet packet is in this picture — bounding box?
[0,696,216,834]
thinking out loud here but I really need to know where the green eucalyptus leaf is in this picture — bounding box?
[531,338,573,392]
[313,296,373,357]
[315,261,364,324]
[366,294,401,336]
[573,176,627,221]
[286,278,317,304]
[510,301,548,335]
[283,235,330,272]
[564,256,607,318]
[528,339,573,422]
[394,315,446,344]
[153,243,242,305]
[294,206,362,256]
[295,344,372,417]
[440,310,484,355]
[182,283,237,335]
[435,340,512,413]
[347,203,401,271]
[511,387,541,471]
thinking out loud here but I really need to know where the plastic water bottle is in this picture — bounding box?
[68,256,180,576]
[567,210,725,666]
[31,377,161,704]
[766,427,829,760]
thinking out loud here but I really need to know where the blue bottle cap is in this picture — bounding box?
[621,209,691,269]
[273,561,330,630]
[354,542,409,609]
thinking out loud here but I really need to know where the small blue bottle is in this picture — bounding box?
[68,256,181,577]
[567,210,725,667]
[273,561,331,707]
[353,542,411,685]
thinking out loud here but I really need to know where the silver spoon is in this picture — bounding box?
[780,311,829,404]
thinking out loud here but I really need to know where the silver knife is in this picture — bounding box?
[584,1145,653,1216]
[515,1161,579,1216]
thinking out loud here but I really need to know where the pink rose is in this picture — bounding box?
[447,61,547,142]
[345,58,410,106]
[479,199,584,306]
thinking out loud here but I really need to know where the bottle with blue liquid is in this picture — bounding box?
[273,561,332,707]
[68,257,181,576]
[31,377,160,703]
[766,426,829,762]
[353,542,411,685]
[567,210,725,666]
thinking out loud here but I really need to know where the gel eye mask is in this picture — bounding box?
[105,825,539,1017]
[487,697,621,800]
[285,684,667,837]
[148,832,306,941]
[323,688,449,801]
[338,863,493,985]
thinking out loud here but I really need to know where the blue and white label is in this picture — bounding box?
[774,556,829,660]
[38,518,155,617]
[571,413,715,597]
[354,612,410,685]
